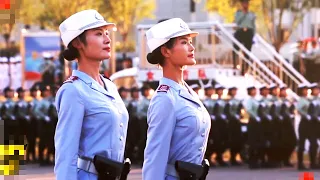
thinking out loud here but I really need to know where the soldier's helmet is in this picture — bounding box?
[40,85,51,92]
[118,87,129,93]
[4,86,14,93]
[30,85,39,92]
[16,87,25,93]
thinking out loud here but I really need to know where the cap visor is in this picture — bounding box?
[83,21,116,31]
[171,31,199,38]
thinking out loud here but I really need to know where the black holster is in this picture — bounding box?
[93,155,131,180]
[175,159,210,180]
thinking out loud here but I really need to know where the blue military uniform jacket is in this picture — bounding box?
[54,70,129,180]
[143,77,211,180]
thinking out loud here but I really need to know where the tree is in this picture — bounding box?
[99,0,155,56]
[0,0,22,48]
[19,0,100,30]
[206,0,313,51]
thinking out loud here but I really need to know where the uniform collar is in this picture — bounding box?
[72,70,115,99]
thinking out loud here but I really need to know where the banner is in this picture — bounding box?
[21,32,60,88]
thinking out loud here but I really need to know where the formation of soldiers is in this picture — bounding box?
[194,83,320,170]
[120,85,153,165]
[2,81,320,171]
[0,84,59,166]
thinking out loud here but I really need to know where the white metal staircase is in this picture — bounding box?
[195,21,309,100]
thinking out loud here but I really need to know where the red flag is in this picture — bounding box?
[198,69,206,79]
[147,71,154,81]
[299,172,314,180]
[183,70,189,80]
[0,0,10,9]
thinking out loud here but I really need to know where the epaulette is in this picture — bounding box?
[157,85,170,93]
[63,76,78,84]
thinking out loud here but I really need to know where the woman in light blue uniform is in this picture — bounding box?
[54,10,129,180]
[143,18,211,180]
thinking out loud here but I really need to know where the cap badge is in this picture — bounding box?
[180,22,188,30]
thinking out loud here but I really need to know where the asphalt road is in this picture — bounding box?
[5,164,320,180]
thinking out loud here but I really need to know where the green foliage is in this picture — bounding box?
[99,0,155,51]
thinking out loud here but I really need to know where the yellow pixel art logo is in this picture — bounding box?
[0,144,26,175]
[0,0,21,24]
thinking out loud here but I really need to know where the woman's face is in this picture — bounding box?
[79,26,111,61]
[165,35,196,67]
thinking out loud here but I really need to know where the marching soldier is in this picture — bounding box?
[1,87,17,144]
[14,87,31,159]
[258,85,275,168]
[213,84,228,166]
[125,87,141,163]
[47,84,60,164]
[244,86,262,169]
[279,85,296,167]
[202,84,217,166]
[306,83,320,169]
[37,85,52,166]
[268,84,282,167]
[137,85,151,163]
[28,86,40,163]
[297,84,316,170]
[225,86,244,166]
[118,87,130,108]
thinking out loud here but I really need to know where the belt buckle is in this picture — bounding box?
[243,28,247,32]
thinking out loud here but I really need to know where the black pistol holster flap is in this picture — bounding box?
[175,161,203,179]
[93,155,123,178]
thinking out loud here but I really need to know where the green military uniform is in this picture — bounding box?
[137,93,150,162]
[1,87,18,145]
[305,83,320,169]
[202,84,216,165]
[14,88,30,147]
[118,87,130,108]
[27,86,40,162]
[244,86,263,169]
[297,84,317,170]
[47,85,59,164]
[233,1,256,72]
[279,91,296,167]
[202,96,215,117]
[125,87,141,162]
[213,85,228,166]
[1,97,16,121]
[225,88,243,165]
[37,86,52,165]
[235,10,256,33]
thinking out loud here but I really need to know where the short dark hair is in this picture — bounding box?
[62,31,87,61]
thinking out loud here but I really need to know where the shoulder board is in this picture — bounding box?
[157,85,170,93]
[63,76,79,84]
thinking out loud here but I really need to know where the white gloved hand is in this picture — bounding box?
[44,116,50,122]
[255,117,261,122]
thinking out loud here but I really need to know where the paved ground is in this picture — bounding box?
[2,164,320,180]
